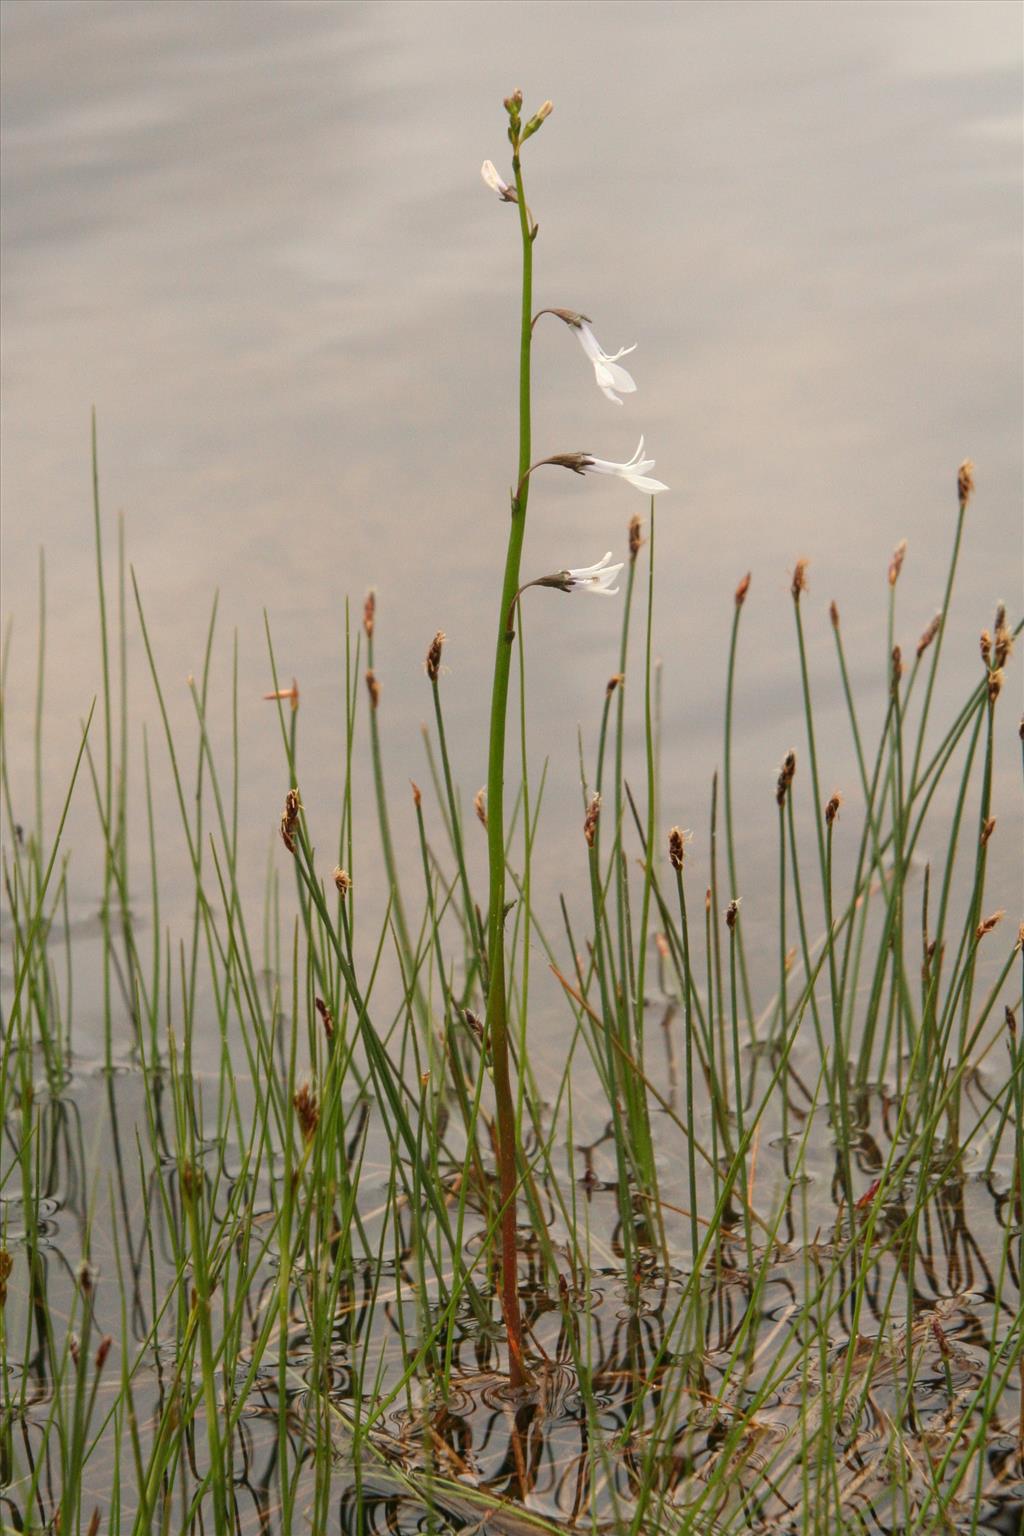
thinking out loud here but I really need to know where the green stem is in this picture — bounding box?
[484,143,534,1389]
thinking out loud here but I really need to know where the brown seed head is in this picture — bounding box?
[315,996,335,1039]
[293,1081,319,1144]
[95,1335,112,1372]
[332,867,352,898]
[363,589,375,639]
[281,788,300,854]
[735,572,752,607]
[474,788,487,828]
[825,791,843,827]
[365,669,381,710]
[987,668,1003,704]
[668,826,690,871]
[425,631,445,683]
[980,817,996,846]
[76,1259,97,1297]
[993,604,1013,668]
[0,1247,11,1307]
[1007,1004,1018,1034]
[629,514,643,562]
[890,646,903,693]
[791,559,810,603]
[776,750,797,808]
[583,793,601,848]
[410,779,422,809]
[69,1332,81,1366]
[86,1509,101,1536]
[974,909,1005,942]
[887,538,908,587]
[980,630,992,668]
[829,600,840,630]
[606,672,624,699]
[725,898,741,931]
[957,459,974,508]
[916,611,942,658]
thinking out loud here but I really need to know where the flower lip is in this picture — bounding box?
[584,436,668,495]
[575,321,637,405]
[562,551,625,596]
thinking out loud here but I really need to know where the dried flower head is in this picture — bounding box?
[887,539,908,587]
[76,1259,98,1296]
[263,678,299,711]
[735,572,751,607]
[725,898,741,931]
[474,788,487,828]
[975,909,1005,942]
[957,459,974,508]
[293,1081,319,1144]
[363,589,375,639]
[916,612,942,658]
[281,789,300,854]
[668,826,691,871]
[365,669,381,710]
[315,996,335,1039]
[95,1335,112,1371]
[332,867,352,897]
[987,668,1003,704]
[583,793,601,848]
[606,672,624,699]
[425,631,445,683]
[890,646,903,693]
[629,514,643,562]
[825,791,843,827]
[791,559,809,603]
[980,630,992,668]
[776,750,797,808]
[993,603,1013,668]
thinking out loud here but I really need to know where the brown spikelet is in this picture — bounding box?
[957,459,974,508]
[583,793,601,848]
[829,600,840,630]
[606,672,625,698]
[69,1332,81,1366]
[987,668,1003,704]
[993,604,1013,668]
[363,589,376,638]
[890,646,903,693]
[474,788,487,828]
[1007,1004,1018,1033]
[735,572,751,607]
[76,1259,97,1296]
[776,750,797,808]
[825,791,843,827]
[705,887,712,914]
[0,1248,11,1307]
[628,514,643,562]
[315,996,335,1039]
[94,1335,112,1372]
[281,788,300,854]
[332,867,352,897]
[980,630,992,668]
[425,631,445,683]
[917,612,942,658]
[791,559,809,603]
[410,780,422,808]
[974,910,1005,942]
[980,817,996,847]
[293,1081,319,1144]
[887,539,908,587]
[725,898,741,931]
[86,1509,101,1536]
[668,826,689,871]
[263,677,299,711]
[365,669,381,710]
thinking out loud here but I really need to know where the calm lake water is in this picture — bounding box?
[2,8,1022,1530]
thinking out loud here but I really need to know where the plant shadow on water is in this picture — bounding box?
[2,91,1022,1536]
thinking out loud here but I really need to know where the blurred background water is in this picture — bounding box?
[1,0,1021,1062]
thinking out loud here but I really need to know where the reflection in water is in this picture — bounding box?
[2,1062,1020,1533]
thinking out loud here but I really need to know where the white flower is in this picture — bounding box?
[584,437,668,495]
[562,552,624,596]
[481,160,516,202]
[575,321,637,405]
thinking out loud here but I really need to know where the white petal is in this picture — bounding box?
[568,553,616,579]
[576,323,604,365]
[624,473,668,495]
[481,160,507,194]
[600,361,637,394]
[599,384,624,404]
